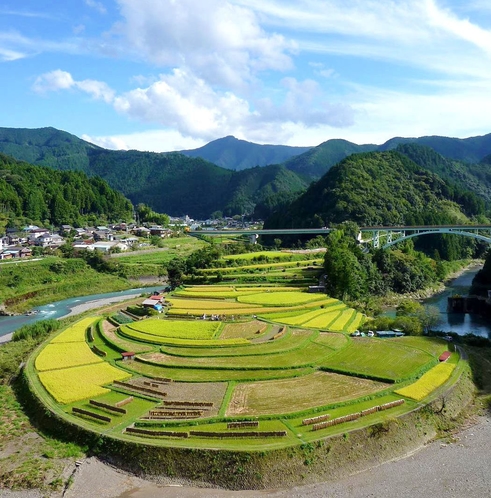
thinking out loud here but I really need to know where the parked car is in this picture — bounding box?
[367,330,375,337]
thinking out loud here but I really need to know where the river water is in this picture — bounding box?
[0,285,164,342]
[424,266,491,338]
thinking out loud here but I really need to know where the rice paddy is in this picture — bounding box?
[27,254,461,452]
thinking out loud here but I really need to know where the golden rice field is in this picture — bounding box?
[237,291,328,307]
[123,319,220,339]
[395,362,456,401]
[50,317,98,343]
[35,341,104,371]
[38,362,131,404]
[329,309,357,331]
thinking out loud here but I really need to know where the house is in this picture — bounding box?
[149,226,172,237]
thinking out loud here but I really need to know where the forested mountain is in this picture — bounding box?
[180,135,311,170]
[0,154,133,226]
[85,150,307,218]
[265,150,486,229]
[395,143,491,204]
[1,126,491,219]
[283,139,377,179]
[0,127,98,171]
[380,133,491,163]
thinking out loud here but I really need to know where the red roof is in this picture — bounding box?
[149,295,162,300]
[121,352,135,357]
[439,351,451,362]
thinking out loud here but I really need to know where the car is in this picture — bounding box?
[351,330,361,337]
[367,330,375,337]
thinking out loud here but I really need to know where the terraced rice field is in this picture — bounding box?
[227,371,389,416]
[395,361,456,401]
[38,357,131,404]
[28,279,459,452]
[320,338,436,381]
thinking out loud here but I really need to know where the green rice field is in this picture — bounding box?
[26,259,460,452]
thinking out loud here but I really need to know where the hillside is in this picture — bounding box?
[265,150,486,229]
[283,139,377,179]
[0,153,133,226]
[1,127,491,219]
[180,135,311,170]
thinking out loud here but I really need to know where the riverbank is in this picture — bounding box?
[2,414,489,498]
[374,260,483,311]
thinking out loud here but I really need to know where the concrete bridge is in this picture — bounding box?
[189,225,491,249]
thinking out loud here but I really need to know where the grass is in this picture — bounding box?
[0,257,132,313]
[320,337,436,382]
[111,237,207,264]
[222,251,309,262]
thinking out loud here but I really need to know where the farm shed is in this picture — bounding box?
[121,352,135,361]
[439,351,451,362]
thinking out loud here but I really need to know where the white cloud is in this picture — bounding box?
[114,0,295,87]
[82,129,207,152]
[32,70,75,93]
[85,0,107,15]
[32,70,114,103]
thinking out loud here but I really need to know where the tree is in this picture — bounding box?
[167,258,185,288]
[416,305,441,333]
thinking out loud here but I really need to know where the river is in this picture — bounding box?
[0,285,165,342]
[424,265,491,338]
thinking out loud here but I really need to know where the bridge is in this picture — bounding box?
[189,225,491,249]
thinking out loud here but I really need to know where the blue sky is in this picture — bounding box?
[2,0,491,152]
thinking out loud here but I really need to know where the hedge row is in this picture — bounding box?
[189,430,287,438]
[86,326,94,342]
[125,427,189,438]
[72,407,111,423]
[312,399,405,431]
[89,399,126,414]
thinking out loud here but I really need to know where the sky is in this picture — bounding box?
[2,0,491,152]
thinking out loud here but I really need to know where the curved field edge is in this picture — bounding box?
[19,355,474,490]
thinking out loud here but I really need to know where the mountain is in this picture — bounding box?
[395,143,491,205]
[1,126,491,219]
[283,138,377,179]
[379,133,491,163]
[0,126,99,172]
[265,150,486,229]
[0,153,133,226]
[180,135,311,171]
